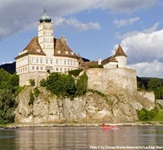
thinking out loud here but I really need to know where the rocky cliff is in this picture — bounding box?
[15,86,155,123]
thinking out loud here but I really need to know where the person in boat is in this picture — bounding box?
[102,123,119,130]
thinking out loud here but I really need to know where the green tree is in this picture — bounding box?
[0,89,17,124]
[40,78,47,87]
[76,72,88,96]
[0,69,19,124]
[147,78,163,99]
[46,73,76,98]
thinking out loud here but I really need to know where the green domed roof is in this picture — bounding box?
[39,10,51,23]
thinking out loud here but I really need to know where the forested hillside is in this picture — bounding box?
[0,69,19,124]
[137,77,163,99]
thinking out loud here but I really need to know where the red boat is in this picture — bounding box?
[102,124,119,131]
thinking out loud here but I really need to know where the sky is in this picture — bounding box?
[0,0,163,78]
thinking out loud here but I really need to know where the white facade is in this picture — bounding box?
[103,62,117,69]
[16,12,80,86]
[102,45,127,69]
[115,56,127,68]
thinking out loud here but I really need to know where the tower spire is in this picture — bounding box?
[39,10,51,23]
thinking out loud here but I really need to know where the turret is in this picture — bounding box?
[114,45,127,68]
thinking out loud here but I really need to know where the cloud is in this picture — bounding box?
[118,24,163,77]
[0,0,156,39]
[54,17,101,31]
[116,22,160,39]
[144,22,160,33]
[129,61,163,77]
[121,29,163,64]
[113,17,140,27]
[0,0,102,39]
[103,0,156,13]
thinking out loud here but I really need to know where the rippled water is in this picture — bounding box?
[0,126,163,150]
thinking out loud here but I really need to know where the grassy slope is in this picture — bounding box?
[152,109,163,121]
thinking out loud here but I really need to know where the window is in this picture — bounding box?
[60,68,62,72]
[41,67,43,70]
[46,59,48,64]
[40,58,43,63]
[31,58,34,64]
[36,66,39,70]
[56,68,58,72]
[32,66,35,70]
[50,59,53,64]
[64,59,66,65]
[56,59,58,64]
[36,58,39,63]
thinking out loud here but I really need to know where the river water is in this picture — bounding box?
[0,126,163,150]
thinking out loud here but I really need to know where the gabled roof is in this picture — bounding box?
[15,37,45,59]
[101,45,127,65]
[15,36,80,59]
[54,38,79,59]
[114,45,127,57]
[101,56,117,65]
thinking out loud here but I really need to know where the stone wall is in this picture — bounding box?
[19,72,48,86]
[86,68,137,94]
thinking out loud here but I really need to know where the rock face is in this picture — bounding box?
[15,86,155,123]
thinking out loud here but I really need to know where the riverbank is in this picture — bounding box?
[1,121,163,128]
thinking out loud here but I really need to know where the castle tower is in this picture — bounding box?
[114,45,127,68]
[38,10,54,56]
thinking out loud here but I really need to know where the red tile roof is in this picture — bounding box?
[114,45,127,57]
[54,38,79,59]
[101,45,126,65]
[16,36,79,59]
[15,37,45,59]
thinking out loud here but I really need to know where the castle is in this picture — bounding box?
[15,11,128,86]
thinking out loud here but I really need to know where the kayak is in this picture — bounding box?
[102,124,119,130]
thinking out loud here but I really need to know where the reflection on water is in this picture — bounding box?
[0,126,163,150]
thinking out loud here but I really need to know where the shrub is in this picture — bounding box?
[40,79,47,87]
[46,73,76,98]
[34,87,40,98]
[137,108,159,121]
[68,69,83,77]
[29,79,35,86]
[76,72,88,96]
[29,90,35,105]
[43,72,88,99]
[88,64,103,68]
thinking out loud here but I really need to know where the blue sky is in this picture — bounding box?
[0,0,163,77]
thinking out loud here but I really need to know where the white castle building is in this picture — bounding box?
[15,11,127,86]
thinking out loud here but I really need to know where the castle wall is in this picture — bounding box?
[19,72,48,86]
[86,68,137,94]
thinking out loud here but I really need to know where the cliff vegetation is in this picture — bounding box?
[0,69,19,124]
[1,68,163,124]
